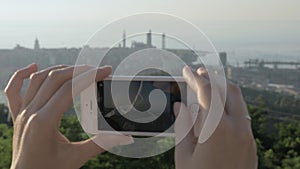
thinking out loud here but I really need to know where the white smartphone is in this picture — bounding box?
[80,75,197,136]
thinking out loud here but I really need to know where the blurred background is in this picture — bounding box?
[0,0,299,168]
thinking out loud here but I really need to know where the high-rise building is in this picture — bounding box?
[34,38,40,50]
[219,52,227,66]
[147,30,152,47]
[162,33,166,49]
[219,52,228,78]
[122,30,126,48]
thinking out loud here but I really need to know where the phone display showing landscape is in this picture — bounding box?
[97,78,186,134]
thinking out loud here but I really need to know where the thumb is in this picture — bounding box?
[73,133,133,165]
[174,102,196,165]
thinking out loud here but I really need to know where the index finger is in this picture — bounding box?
[182,66,209,93]
[4,63,38,121]
[41,66,112,126]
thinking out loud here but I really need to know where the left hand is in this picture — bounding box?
[5,64,133,169]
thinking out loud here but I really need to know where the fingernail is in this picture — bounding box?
[197,67,205,73]
[182,66,193,77]
[183,65,191,72]
[119,136,134,146]
[101,65,112,69]
[173,102,181,117]
[99,65,112,73]
[28,63,37,68]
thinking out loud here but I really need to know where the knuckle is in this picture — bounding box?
[80,64,88,67]
[48,69,63,80]
[4,69,28,95]
[16,109,31,123]
[4,85,15,96]
[29,72,43,82]
[58,64,68,67]
[19,109,31,119]
[13,69,26,80]
[14,70,22,77]
[27,114,42,128]
[3,86,10,95]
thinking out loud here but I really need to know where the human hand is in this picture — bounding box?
[174,66,257,169]
[5,64,133,169]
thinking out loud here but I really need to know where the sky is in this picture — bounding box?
[0,0,300,49]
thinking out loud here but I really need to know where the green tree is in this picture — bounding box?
[0,104,11,125]
[0,92,300,169]
[0,124,13,169]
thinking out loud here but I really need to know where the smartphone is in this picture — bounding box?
[80,75,196,136]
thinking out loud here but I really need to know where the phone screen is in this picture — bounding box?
[97,78,186,134]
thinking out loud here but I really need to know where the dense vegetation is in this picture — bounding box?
[0,89,299,169]
[242,87,300,115]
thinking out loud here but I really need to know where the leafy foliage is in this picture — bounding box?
[0,86,299,168]
[0,124,13,168]
[248,105,300,168]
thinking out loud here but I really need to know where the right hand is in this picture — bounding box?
[174,66,257,169]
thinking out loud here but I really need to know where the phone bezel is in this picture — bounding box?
[80,75,196,136]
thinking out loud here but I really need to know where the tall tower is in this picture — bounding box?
[219,52,227,67]
[219,52,228,78]
[122,30,126,48]
[147,30,152,47]
[162,33,166,49]
[34,38,40,50]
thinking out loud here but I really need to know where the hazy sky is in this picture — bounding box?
[0,0,300,49]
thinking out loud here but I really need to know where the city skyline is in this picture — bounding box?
[1,21,300,53]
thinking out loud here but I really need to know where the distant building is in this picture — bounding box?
[34,38,40,50]
[219,52,228,78]
[162,33,166,49]
[14,44,26,50]
[122,30,126,48]
[131,41,148,49]
[219,52,227,66]
[128,30,157,49]
[147,30,152,48]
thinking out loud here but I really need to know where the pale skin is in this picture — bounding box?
[5,64,133,169]
[5,64,257,169]
[174,66,257,169]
